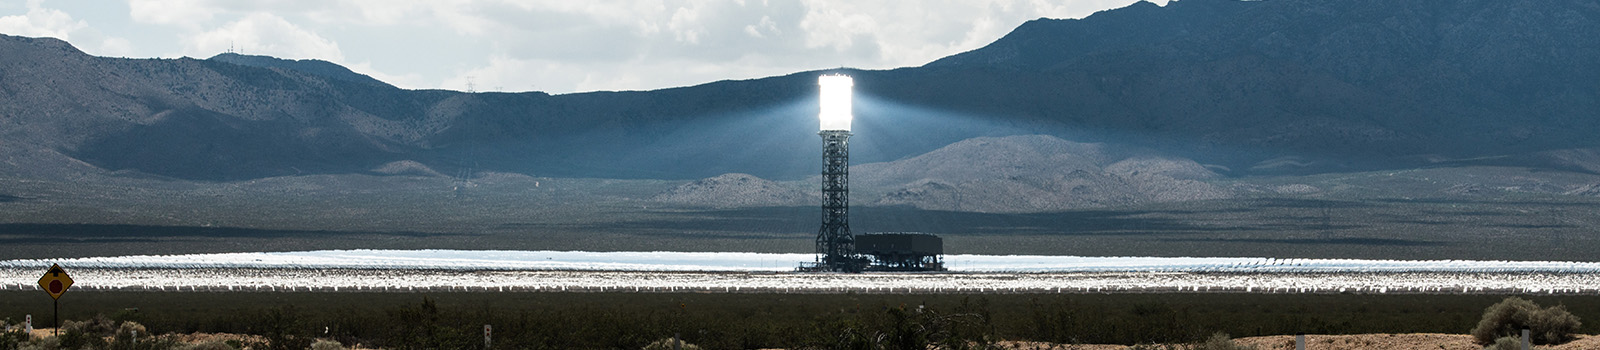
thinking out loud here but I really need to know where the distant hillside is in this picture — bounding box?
[927,0,1257,69]
[208,53,392,87]
[0,35,414,180]
[3,0,1600,181]
[908,0,1600,173]
[652,173,811,207]
[856,135,1228,213]
[370,160,446,177]
[658,135,1229,213]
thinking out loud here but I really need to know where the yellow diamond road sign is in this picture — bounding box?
[37,264,73,300]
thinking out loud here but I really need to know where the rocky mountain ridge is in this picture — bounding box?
[2,0,1600,182]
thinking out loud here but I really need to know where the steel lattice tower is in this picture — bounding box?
[816,129,858,272]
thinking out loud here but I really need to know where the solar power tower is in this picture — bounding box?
[813,74,865,272]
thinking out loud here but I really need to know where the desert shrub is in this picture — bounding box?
[800,299,998,350]
[252,306,312,350]
[1528,306,1582,344]
[59,315,117,350]
[122,335,181,350]
[1483,336,1518,350]
[0,335,24,350]
[1471,297,1582,345]
[16,336,58,350]
[67,315,119,336]
[641,337,701,350]
[177,340,235,350]
[1,322,29,350]
[57,329,98,349]
[114,321,146,339]
[308,339,345,350]
[1481,336,1557,350]
[376,297,477,349]
[1127,333,1254,350]
[1191,333,1254,350]
[1028,298,1209,345]
[31,319,171,350]
[108,321,151,350]
[1128,344,1183,350]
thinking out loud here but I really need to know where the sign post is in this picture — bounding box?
[23,314,30,335]
[483,324,491,349]
[1522,328,1531,350]
[36,264,73,336]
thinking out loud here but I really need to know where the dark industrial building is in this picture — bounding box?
[856,232,944,271]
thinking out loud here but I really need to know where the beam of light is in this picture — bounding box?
[818,74,853,131]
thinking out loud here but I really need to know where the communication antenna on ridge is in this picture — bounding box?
[466,76,477,93]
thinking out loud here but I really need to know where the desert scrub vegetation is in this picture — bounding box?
[0,324,27,350]
[799,298,998,350]
[176,341,235,350]
[1481,336,1555,350]
[1190,333,1254,350]
[4,292,1600,349]
[2,315,179,350]
[1127,333,1254,350]
[1471,297,1582,345]
[52,315,175,350]
[640,337,700,350]
[307,339,344,350]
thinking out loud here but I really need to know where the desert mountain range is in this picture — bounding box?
[2,0,1599,186]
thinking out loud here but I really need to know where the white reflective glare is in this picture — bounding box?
[818,74,853,131]
[4,251,1600,295]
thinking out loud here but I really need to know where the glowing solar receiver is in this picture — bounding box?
[818,74,853,131]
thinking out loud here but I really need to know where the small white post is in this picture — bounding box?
[1296,333,1305,350]
[484,324,492,349]
[23,314,31,335]
[1522,328,1530,350]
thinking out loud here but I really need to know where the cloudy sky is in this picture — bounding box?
[0,0,1164,94]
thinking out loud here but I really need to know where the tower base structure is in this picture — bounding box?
[801,130,867,272]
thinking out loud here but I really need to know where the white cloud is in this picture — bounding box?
[743,15,779,38]
[442,51,796,95]
[0,0,136,57]
[6,0,1165,93]
[797,3,877,54]
[435,0,1167,93]
[792,0,1164,68]
[345,61,428,89]
[186,12,344,61]
[127,0,220,29]
[97,37,134,57]
[447,55,564,93]
[668,5,704,44]
[315,0,430,25]
[0,0,86,39]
